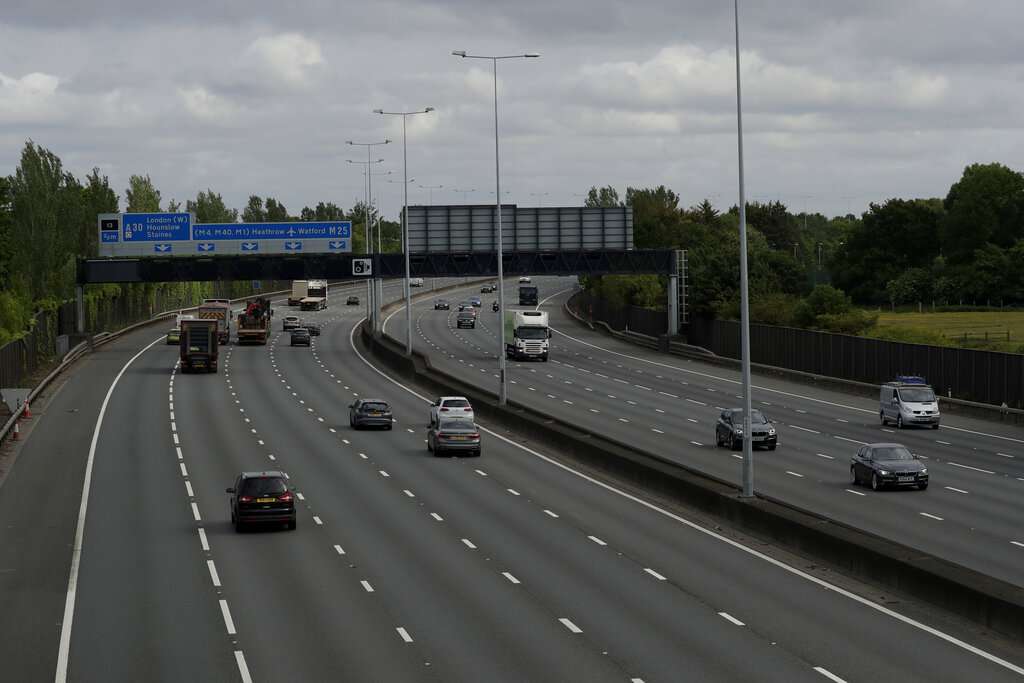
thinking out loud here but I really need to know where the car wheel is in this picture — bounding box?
[931,423,939,430]
[472,450,481,457]
[731,438,741,451]
[880,411,887,426]
[386,424,392,431]
[427,438,433,452]
[918,482,929,490]
[850,467,859,485]
[288,519,297,530]
[768,444,777,451]
[896,415,903,429]
[871,472,882,491]
[234,519,244,533]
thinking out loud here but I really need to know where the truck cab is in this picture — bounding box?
[505,310,550,361]
[880,376,940,429]
[518,285,538,306]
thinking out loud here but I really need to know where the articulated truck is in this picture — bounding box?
[237,297,272,344]
[180,319,219,373]
[504,310,550,361]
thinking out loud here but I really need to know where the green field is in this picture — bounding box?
[868,310,1024,353]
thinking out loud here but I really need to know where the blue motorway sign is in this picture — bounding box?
[123,213,192,242]
[192,221,351,241]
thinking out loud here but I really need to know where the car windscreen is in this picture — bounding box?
[361,402,389,412]
[731,409,768,424]
[442,399,470,408]
[899,387,935,402]
[439,420,474,432]
[518,327,548,340]
[239,477,288,496]
[873,446,914,461]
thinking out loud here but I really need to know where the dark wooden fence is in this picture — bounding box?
[569,291,667,337]
[688,317,1024,409]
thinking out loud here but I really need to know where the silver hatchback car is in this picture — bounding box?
[427,419,481,457]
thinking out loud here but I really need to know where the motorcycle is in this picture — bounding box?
[492,301,500,312]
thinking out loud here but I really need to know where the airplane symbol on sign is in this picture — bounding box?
[285,241,302,250]
[197,243,215,251]
[241,242,258,251]
[154,244,171,252]
[287,227,297,237]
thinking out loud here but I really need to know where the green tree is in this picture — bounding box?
[187,189,238,223]
[0,176,12,289]
[585,185,621,208]
[264,197,289,221]
[242,195,266,223]
[125,174,161,212]
[942,162,1024,263]
[691,199,719,226]
[166,198,181,212]
[625,185,681,248]
[730,200,797,251]
[79,168,118,257]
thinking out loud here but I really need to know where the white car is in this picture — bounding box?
[282,315,301,330]
[430,396,474,425]
[410,277,424,287]
[518,276,531,283]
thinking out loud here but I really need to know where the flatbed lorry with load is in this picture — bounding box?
[505,310,550,361]
[198,302,231,345]
[237,297,272,344]
[180,319,219,373]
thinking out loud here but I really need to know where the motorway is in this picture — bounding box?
[390,277,1024,591]
[1,277,1022,681]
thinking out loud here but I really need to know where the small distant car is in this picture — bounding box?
[715,408,777,450]
[469,296,482,308]
[851,443,929,491]
[290,328,311,346]
[166,327,181,344]
[430,396,474,425]
[349,398,394,430]
[306,323,321,336]
[410,277,424,287]
[434,299,450,310]
[457,311,476,329]
[458,301,475,312]
[226,471,296,531]
[283,315,301,330]
[480,284,495,293]
[428,419,481,457]
[346,295,360,306]
[519,276,531,283]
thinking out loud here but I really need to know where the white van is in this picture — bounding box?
[880,377,940,429]
[409,277,424,287]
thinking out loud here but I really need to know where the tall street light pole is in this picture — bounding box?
[419,184,444,206]
[366,169,393,318]
[347,139,390,333]
[453,49,539,406]
[373,107,434,356]
[733,0,754,498]
[386,177,416,252]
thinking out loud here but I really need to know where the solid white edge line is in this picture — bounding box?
[558,617,583,633]
[813,666,847,683]
[235,651,253,683]
[643,567,667,581]
[346,314,1024,676]
[55,335,163,683]
[718,611,745,626]
[502,571,521,584]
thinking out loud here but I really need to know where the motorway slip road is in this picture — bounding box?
[2,278,1023,681]
[389,276,1024,590]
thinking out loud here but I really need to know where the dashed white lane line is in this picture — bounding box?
[185,481,194,498]
[686,398,707,406]
[360,580,374,593]
[1011,541,1024,549]
[475,469,487,476]
[462,538,477,549]
[919,512,944,521]
[268,454,276,461]
[342,439,350,445]
[643,568,667,581]
[235,652,253,683]
[655,408,665,414]
[651,428,665,434]
[833,435,867,445]
[786,471,804,478]
[403,489,415,498]
[690,441,703,447]
[618,418,629,423]
[816,453,835,460]
[431,513,444,521]
[718,611,745,626]
[944,486,969,494]
[198,528,210,552]
[172,433,179,445]
[559,618,583,634]
[219,599,237,635]
[997,452,1014,458]
[313,516,323,525]
[191,502,201,521]
[659,391,678,398]
[207,560,221,587]
[334,544,346,555]
[502,571,521,584]
[948,462,994,475]
[687,418,698,423]
[589,408,600,414]
[813,667,847,683]
[936,440,951,446]
[587,535,607,546]
[396,627,414,643]
[789,425,820,434]
[845,489,866,496]
[543,508,560,518]
[731,454,743,460]
[379,470,390,478]
[507,488,521,496]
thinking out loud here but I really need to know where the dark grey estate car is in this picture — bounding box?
[349,399,394,430]
[715,408,777,450]
[427,418,481,457]
[851,443,929,490]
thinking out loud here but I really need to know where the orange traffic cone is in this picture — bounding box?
[22,400,31,419]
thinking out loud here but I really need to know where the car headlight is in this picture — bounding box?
[768,428,776,435]
[919,468,928,475]
[734,428,743,435]
[878,469,890,476]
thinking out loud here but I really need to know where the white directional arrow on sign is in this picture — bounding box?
[154,244,171,252]
[197,243,215,251]
[241,242,258,251]
[329,240,346,249]
[284,241,302,250]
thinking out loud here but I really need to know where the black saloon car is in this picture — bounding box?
[434,299,450,310]
[290,328,311,346]
[715,408,777,450]
[305,323,321,336]
[456,311,476,329]
[226,471,296,531]
[349,398,394,429]
[346,295,360,305]
[851,443,929,490]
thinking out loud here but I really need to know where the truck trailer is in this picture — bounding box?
[505,310,550,361]
[518,285,539,306]
[289,280,309,306]
[237,297,272,344]
[180,319,219,373]
[198,303,231,344]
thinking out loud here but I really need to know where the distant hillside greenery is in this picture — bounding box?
[0,139,401,345]
[580,161,1024,336]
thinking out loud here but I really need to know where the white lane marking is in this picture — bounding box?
[317,417,325,423]
[296,492,305,501]
[396,627,414,643]
[920,512,944,521]
[172,433,179,445]
[944,486,969,494]
[948,462,994,475]
[313,516,323,525]
[169,411,175,420]
[431,513,444,521]
[587,535,607,546]
[207,560,221,587]
[268,454,276,461]
[257,439,264,446]
[836,418,849,423]
[507,488,521,496]
[731,454,743,460]
[789,425,820,434]
[618,417,629,423]
[191,503,201,521]
[220,599,237,635]
[543,509,559,518]
[814,667,847,683]
[342,439,350,445]
[833,435,867,445]
[997,452,1014,458]
[235,651,253,683]
[635,385,652,391]
[379,470,389,477]
[659,391,678,398]
[559,618,583,634]
[651,428,665,434]
[687,418,698,423]
[198,528,210,552]
[502,571,521,584]
[361,580,374,593]
[334,544,346,555]
[563,400,574,405]
[590,408,600,413]
[786,471,805,478]
[690,441,703,447]
[475,469,487,476]
[686,398,707,406]
[845,488,866,496]
[185,481,194,498]
[462,538,477,549]
[644,568,667,581]
[179,462,188,477]
[1011,541,1024,549]
[816,453,834,460]
[655,408,665,414]
[936,440,951,446]
[349,317,1024,677]
[718,612,745,626]
[359,453,368,460]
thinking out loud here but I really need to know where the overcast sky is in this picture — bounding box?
[2,1,1022,219]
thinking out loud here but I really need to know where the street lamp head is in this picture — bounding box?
[345,140,354,145]
[424,107,435,113]
[452,50,467,57]
[384,139,392,144]
[524,53,541,58]
[372,108,383,114]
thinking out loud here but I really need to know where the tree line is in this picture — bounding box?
[0,139,399,344]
